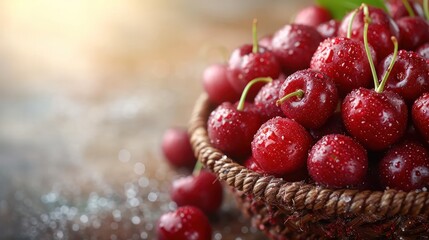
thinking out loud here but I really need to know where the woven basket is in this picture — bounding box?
[188,93,429,239]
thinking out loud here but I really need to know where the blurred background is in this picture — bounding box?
[0,0,311,239]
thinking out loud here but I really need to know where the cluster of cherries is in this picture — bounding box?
[157,0,429,239]
[206,1,429,191]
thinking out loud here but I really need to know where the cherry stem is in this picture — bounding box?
[276,89,305,106]
[237,77,273,111]
[192,160,203,176]
[424,0,429,20]
[347,9,359,38]
[252,18,259,54]
[362,4,379,89]
[402,0,415,17]
[376,37,398,93]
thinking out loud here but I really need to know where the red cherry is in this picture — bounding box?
[379,140,429,191]
[207,102,261,159]
[271,24,323,73]
[227,20,281,99]
[338,6,400,59]
[342,87,408,150]
[207,78,271,159]
[310,37,377,96]
[157,206,212,240]
[170,171,223,215]
[251,117,312,176]
[412,92,429,144]
[202,63,240,105]
[308,134,368,188]
[386,0,425,19]
[396,16,429,50]
[294,5,332,27]
[162,127,197,169]
[277,69,338,129]
[227,44,280,99]
[254,77,286,122]
[377,50,429,103]
[316,19,340,39]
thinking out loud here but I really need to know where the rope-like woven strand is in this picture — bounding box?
[189,93,429,219]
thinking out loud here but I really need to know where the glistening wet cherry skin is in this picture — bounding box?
[251,117,312,176]
[342,87,408,150]
[377,50,429,103]
[157,206,212,240]
[338,6,400,59]
[379,140,429,191]
[412,93,429,144]
[277,69,338,129]
[170,171,223,215]
[310,37,377,97]
[227,20,280,99]
[307,134,368,188]
[271,24,323,73]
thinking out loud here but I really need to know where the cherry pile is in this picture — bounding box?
[206,2,429,192]
[157,1,429,239]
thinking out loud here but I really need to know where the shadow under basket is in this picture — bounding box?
[188,93,429,239]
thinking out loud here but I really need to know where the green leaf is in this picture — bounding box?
[316,0,387,19]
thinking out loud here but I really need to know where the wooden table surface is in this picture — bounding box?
[0,1,311,239]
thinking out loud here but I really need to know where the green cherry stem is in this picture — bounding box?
[402,0,415,17]
[424,0,429,20]
[236,77,273,111]
[192,160,203,176]
[347,9,359,38]
[376,36,399,93]
[362,4,379,89]
[252,18,259,54]
[276,89,305,106]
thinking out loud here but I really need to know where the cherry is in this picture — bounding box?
[412,92,429,144]
[386,0,425,19]
[338,5,400,59]
[310,37,377,96]
[342,87,408,150]
[227,20,280,99]
[251,117,312,176]
[379,140,429,191]
[207,78,270,159]
[157,206,212,240]
[162,127,197,169]
[170,170,223,215]
[254,77,286,123]
[417,43,429,60]
[316,19,340,39]
[396,16,429,50]
[276,69,338,129]
[377,50,429,103]
[271,24,323,73]
[342,9,408,151]
[294,5,332,27]
[309,112,347,142]
[308,134,368,188]
[202,63,240,105]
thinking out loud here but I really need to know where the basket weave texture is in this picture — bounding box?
[188,93,429,239]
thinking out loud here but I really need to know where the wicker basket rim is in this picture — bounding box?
[188,93,429,220]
